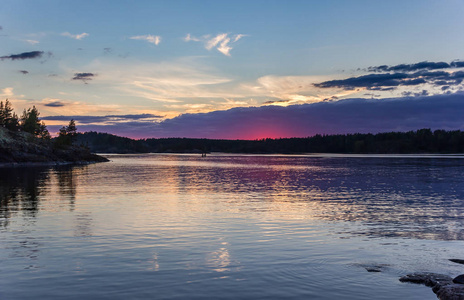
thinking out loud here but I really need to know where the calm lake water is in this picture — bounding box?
[1,153,464,299]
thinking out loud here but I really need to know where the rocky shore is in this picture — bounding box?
[399,259,464,300]
[0,127,108,166]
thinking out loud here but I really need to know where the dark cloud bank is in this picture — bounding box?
[46,93,464,139]
[368,61,464,73]
[317,60,464,91]
[315,70,464,90]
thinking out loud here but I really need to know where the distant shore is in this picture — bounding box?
[76,129,464,155]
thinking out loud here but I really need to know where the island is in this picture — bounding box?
[0,100,108,166]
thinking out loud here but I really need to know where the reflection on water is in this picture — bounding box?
[93,154,464,240]
[1,154,464,300]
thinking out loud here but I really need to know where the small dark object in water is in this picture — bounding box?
[454,275,464,284]
[365,267,382,272]
[450,259,464,265]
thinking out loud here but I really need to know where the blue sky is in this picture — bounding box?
[1,0,464,138]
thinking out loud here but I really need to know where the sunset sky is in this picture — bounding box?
[1,0,464,139]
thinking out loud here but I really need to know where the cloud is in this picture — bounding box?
[130,35,161,45]
[43,101,65,107]
[368,61,453,73]
[72,72,96,83]
[0,51,44,61]
[24,39,39,45]
[42,113,162,124]
[19,70,29,74]
[183,33,201,42]
[367,60,464,73]
[55,92,464,139]
[184,33,246,56]
[61,32,89,40]
[85,57,242,105]
[0,87,14,97]
[314,70,464,90]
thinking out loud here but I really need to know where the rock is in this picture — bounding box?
[365,267,382,272]
[454,275,464,284]
[400,273,464,300]
[400,273,452,287]
[435,283,464,300]
[450,259,464,265]
[0,127,108,165]
[356,263,389,273]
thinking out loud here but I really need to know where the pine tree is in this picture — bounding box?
[20,106,41,135]
[54,119,78,147]
[0,100,4,126]
[0,99,14,127]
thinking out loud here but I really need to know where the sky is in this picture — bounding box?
[1,0,464,139]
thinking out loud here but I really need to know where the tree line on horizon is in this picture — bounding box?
[3,99,463,154]
[0,99,77,147]
[76,128,464,154]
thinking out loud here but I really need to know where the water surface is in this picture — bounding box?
[1,154,464,299]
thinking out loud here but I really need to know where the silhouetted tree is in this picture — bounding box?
[19,105,50,138]
[55,119,77,147]
[0,99,19,131]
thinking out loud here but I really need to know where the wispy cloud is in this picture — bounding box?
[61,32,89,40]
[184,33,246,56]
[52,93,464,139]
[0,87,14,97]
[183,33,201,42]
[130,35,161,45]
[24,39,39,45]
[41,113,162,124]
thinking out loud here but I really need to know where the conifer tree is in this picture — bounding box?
[55,119,78,147]
[20,106,41,135]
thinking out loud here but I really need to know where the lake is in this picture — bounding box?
[1,153,464,299]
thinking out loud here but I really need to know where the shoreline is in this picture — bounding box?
[0,159,108,168]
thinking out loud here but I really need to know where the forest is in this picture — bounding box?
[77,129,464,154]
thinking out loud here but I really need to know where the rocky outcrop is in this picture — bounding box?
[400,273,464,300]
[0,127,108,165]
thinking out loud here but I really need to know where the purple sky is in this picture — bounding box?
[43,92,464,140]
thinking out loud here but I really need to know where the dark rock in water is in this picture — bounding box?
[450,259,464,265]
[356,263,389,273]
[400,273,464,300]
[400,273,452,287]
[435,284,464,300]
[365,266,382,272]
[454,275,464,284]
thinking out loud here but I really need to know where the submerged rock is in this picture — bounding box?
[400,272,464,300]
[356,263,389,273]
[365,267,382,272]
[450,259,464,265]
